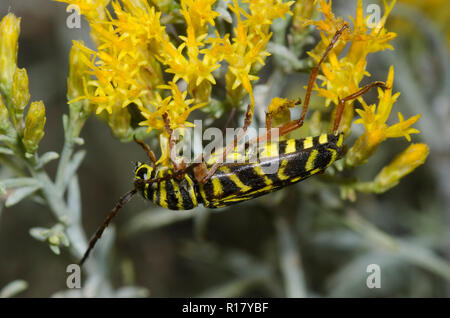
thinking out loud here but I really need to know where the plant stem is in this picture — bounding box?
[55,139,74,195]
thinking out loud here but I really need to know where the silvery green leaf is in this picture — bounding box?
[62,150,86,190]
[60,232,70,247]
[73,137,84,145]
[122,208,196,237]
[5,185,41,207]
[0,280,28,298]
[29,227,50,241]
[62,114,69,134]
[0,135,14,143]
[98,226,115,259]
[0,147,14,155]
[215,0,232,23]
[36,152,60,169]
[58,215,69,226]
[0,178,39,189]
[67,176,81,221]
[30,195,46,205]
[49,244,60,255]
[267,42,305,70]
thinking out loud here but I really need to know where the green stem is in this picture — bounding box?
[14,110,103,277]
[55,139,74,194]
[32,167,80,247]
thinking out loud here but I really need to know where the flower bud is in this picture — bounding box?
[0,94,11,132]
[48,234,61,246]
[107,106,131,140]
[0,14,20,93]
[372,143,429,193]
[23,101,46,153]
[11,67,30,114]
[346,129,385,167]
[67,43,90,105]
[66,43,95,138]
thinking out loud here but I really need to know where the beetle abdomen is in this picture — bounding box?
[199,133,344,208]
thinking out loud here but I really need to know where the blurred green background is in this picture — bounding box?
[0,0,449,297]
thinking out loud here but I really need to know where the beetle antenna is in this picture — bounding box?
[79,189,137,267]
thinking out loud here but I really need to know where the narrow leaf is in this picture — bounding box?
[5,185,41,207]
[49,244,60,255]
[0,135,14,143]
[0,147,14,155]
[215,0,232,23]
[67,176,81,221]
[62,150,86,191]
[267,42,305,70]
[29,227,50,242]
[0,280,28,298]
[36,151,59,169]
[0,178,39,189]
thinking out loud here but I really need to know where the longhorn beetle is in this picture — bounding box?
[79,24,387,266]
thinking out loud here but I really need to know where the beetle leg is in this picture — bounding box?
[162,113,187,176]
[256,24,349,144]
[199,104,253,184]
[283,24,349,135]
[133,136,157,168]
[333,81,387,132]
[222,107,237,133]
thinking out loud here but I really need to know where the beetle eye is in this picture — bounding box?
[136,167,148,179]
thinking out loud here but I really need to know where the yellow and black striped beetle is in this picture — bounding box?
[79,24,387,266]
[134,132,345,210]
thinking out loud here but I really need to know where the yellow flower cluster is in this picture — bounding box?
[0,14,46,155]
[363,143,429,193]
[56,0,294,166]
[308,0,397,132]
[55,0,428,194]
[23,101,46,154]
[220,0,293,110]
[347,66,421,166]
[0,14,21,100]
[56,0,293,138]
[306,0,428,194]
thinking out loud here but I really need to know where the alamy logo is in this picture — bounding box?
[66,4,81,29]
[366,4,381,28]
[366,264,381,289]
[66,264,81,289]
